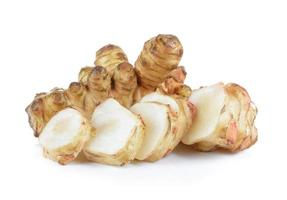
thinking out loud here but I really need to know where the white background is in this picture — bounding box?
[0,0,286,199]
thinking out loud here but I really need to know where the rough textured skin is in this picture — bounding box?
[79,45,137,108]
[83,116,145,166]
[135,34,183,91]
[156,67,191,98]
[42,118,95,165]
[83,66,111,115]
[26,66,112,137]
[95,44,128,75]
[190,83,258,152]
[25,88,68,137]
[111,62,138,107]
[26,35,189,138]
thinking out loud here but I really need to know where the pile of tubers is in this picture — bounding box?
[26,34,258,165]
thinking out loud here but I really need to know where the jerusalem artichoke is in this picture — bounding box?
[135,34,183,96]
[130,102,176,161]
[84,98,144,165]
[182,83,258,152]
[39,108,94,165]
[95,44,128,75]
[25,34,258,166]
[138,92,193,161]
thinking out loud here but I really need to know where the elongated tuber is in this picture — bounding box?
[135,34,183,95]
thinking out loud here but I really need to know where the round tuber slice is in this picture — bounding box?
[182,83,258,152]
[84,98,145,166]
[39,108,93,165]
[130,101,178,161]
[139,92,192,160]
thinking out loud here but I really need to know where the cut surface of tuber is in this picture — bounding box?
[182,83,225,144]
[130,102,170,160]
[39,108,92,164]
[140,92,179,112]
[84,98,144,165]
[138,92,192,160]
[182,83,258,152]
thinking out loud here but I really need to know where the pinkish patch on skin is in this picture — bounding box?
[187,101,197,120]
[226,120,238,144]
[172,126,178,134]
[162,78,181,94]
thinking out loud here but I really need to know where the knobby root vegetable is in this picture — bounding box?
[181,83,258,152]
[95,44,128,75]
[84,98,145,165]
[25,34,258,166]
[39,108,95,165]
[134,34,184,98]
[26,88,68,137]
[79,44,137,107]
[26,35,187,137]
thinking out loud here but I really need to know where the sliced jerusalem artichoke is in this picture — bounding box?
[130,101,179,161]
[182,83,258,152]
[39,108,94,165]
[84,98,145,166]
[139,92,192,160]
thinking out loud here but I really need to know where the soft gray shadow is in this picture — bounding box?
[173,143,236,159]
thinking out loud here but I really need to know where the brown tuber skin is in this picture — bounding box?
[84,66,111,115]
[26,89,69,137]
[95,44,128,75]
[135,34,183,92]
[26,34,257,157]
[26,35,191,138]
[112,62,137,107]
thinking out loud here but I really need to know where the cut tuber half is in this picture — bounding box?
[182,83,258,152]
[84,98,145,165]
[139,92,192,160]
[39,108,94,165]
[130,101,178,161]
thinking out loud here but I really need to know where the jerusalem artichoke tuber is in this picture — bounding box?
[25,34,258,166]
[135,34,183,95]
[95,44,128,75]
[39,108,94,165]
[138,92,193,161]
[182,83,258,152]
[84,98,145,165]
